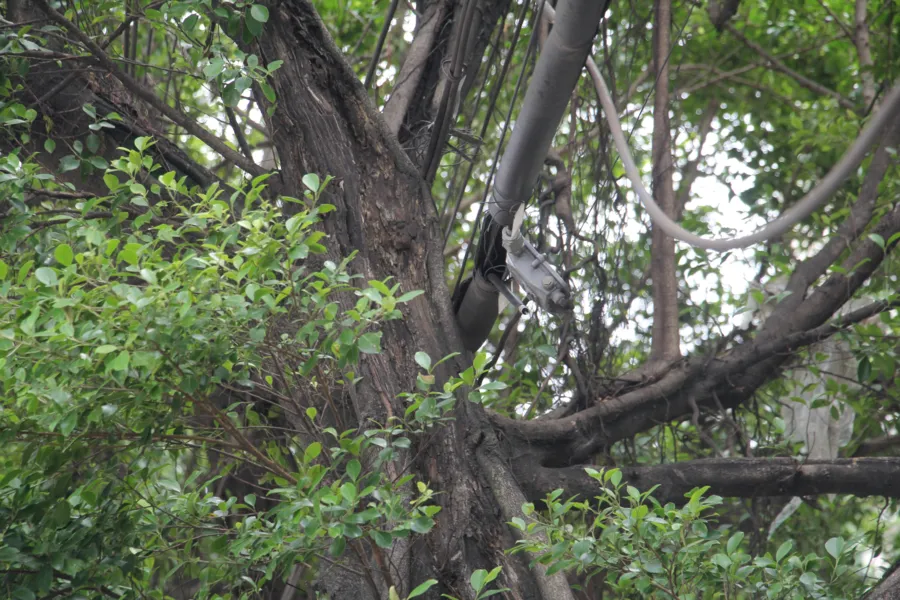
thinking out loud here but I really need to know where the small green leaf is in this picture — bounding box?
[340,482,357,502]
[59,154,80,172]
[415,351,432,371]
[397,289,424,303]
[358,331,382,354]
[302,173,320,193]
[329,536,346,557]
[250,4,269,22]
[304,442,322,463]
[103,173,119,190]
[118,243,142,266]
[776,540,793,562]
[408,580,438,598]
[50,500,70,527]
[858,356,872,382]
[44,139,56,153]
[346,459,361,481]
[409,516,433,534]
[35,267,58,287]
[0,260,8,280]
[470,569,487,593]
[727,531,744,554]
[108,350,130,371]
[372,530,393,548]
[260,82,276,103]
[54,244,73,266]
[95,345,117,355]
[13,587,36,600]
[825,536,844,559]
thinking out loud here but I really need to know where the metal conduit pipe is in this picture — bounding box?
[455,270,501,352]
[453,0,606,351]
[489,0,608,227]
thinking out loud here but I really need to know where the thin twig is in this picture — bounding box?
[34,0,264,176]
[365,0,400,89]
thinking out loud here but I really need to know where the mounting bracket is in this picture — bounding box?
[502,226,571,312]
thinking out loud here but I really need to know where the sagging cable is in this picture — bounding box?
[590,61,900,251]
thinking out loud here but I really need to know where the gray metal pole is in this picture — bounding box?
[453,0,606,350]
[489,0,607,227]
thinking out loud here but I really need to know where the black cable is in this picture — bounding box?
[364,0,400,90]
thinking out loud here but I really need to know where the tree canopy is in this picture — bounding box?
[1,0,900,598]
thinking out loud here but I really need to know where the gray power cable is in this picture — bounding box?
[589,58,900,251]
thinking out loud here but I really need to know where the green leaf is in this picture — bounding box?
[776,540,793,562]
[260,81,276,103]
[118,243,142,266]
[304,442,322,463]
[340,482,357,503]
[727,531,744,554]
[358,331,382,354]
[609,469,622,487]
[204,57,225,79]
[302,173,320,193]
[103,172,119,190]
[95,345,118,355]
[12,588,35,600]
[470,569,488,593]
[250,4,269,22]
[59,154,80,172]
[372,530,393,548]
[50,500,70,527]
[825,536,844,559]
[858,356,872,382]
[397,289,424,303]
[346,459,361,481]
[54,244,73,266]
[408,580,438,598]
[108,350,130,372]
[415,351,432,371]
[44,138,56,153]
[409,516,433,534]
[329,536,346,557]
[35,267,58,287]
[0,260,8,280]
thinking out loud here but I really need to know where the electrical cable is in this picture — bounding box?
[589,59,900,251]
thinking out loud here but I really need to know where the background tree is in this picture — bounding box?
[1,0,900,598]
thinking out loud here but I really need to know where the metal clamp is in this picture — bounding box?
[501,226,571,312]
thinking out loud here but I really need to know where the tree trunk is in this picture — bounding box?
[248,3,553,597]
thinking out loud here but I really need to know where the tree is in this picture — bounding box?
[1,0,899,598]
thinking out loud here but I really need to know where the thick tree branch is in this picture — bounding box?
[864,563,900,599]
[382,0,450,137]
[34,0,264,177]
[516,458,900,506]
